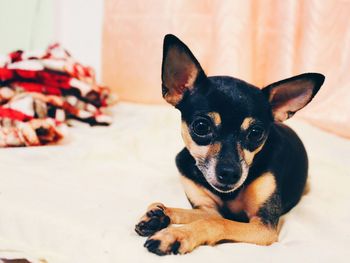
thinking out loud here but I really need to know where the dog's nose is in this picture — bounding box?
[217,165,241,185]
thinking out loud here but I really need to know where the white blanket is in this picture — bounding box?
[0,103,349,263]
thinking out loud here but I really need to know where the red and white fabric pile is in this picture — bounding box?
[0,44,114,147]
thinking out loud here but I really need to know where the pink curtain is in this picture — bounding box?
[102,0,350,138]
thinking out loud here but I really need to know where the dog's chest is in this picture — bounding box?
[225,192,245,214]
[218,190,249,222]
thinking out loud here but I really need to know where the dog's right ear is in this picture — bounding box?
[262,73,325,122]
[161,34,206,106]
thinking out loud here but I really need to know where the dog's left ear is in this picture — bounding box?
[263,73,325,122]
[161,34,206,106]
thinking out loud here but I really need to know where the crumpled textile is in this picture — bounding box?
[0,44,114,147]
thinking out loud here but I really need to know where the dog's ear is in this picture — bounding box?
[161,34,206,106]
[263,73,325,122]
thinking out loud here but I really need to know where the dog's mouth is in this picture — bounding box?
[209,182,237,193]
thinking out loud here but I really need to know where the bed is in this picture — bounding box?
[0,103,349,262]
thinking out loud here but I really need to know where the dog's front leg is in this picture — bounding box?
[144,217,278,255]
[135,176,221,236]
[135,203,220,237]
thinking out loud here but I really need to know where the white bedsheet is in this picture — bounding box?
[0,103,349,263]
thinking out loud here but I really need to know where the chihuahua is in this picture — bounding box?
[135,34,325,255]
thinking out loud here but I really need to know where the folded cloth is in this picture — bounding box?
[0,250,48,263]
[1,260,32,263]
[0,257,46,263]
[0,44,115,147]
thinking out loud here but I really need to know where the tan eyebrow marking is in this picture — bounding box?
[241,117,254,130]
[208,112,221,126]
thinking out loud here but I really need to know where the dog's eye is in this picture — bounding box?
[192,118,212,137]
[247,126,264,142]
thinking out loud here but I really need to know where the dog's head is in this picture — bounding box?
[162,34,324,193]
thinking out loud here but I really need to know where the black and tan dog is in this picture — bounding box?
[135,34,325,255]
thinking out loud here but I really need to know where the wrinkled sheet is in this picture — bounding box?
[0,103,349,263]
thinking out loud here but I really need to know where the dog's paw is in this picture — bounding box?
[135,203,170,237]
[144,226,195,255]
